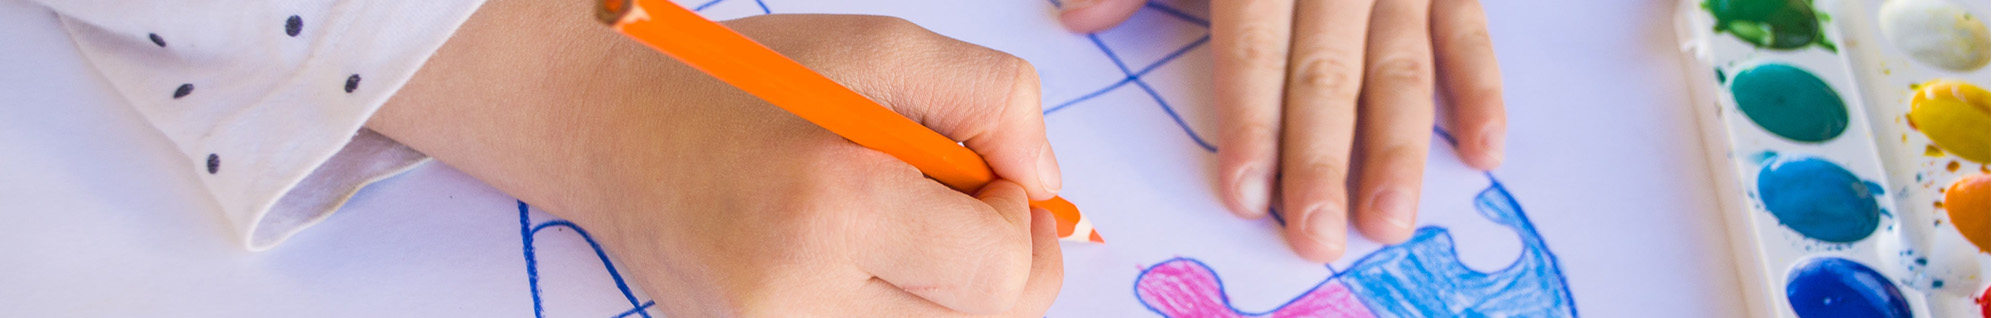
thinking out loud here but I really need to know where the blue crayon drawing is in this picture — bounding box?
[1132,132,1575,318]
[514,2,1572,318]
[518,201,657,318]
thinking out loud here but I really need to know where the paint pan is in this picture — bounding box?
[1677,0,1991,317]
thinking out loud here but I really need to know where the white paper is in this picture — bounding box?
[0,0,1749,316]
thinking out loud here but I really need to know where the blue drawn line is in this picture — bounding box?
[692,0,770,14]
[693,0,726,11]
[1143,2,1209,27]
[1043,3,1218,151]
[519,201,656,318]
[612,301,658,318]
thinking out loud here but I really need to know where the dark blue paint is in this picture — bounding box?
[1756,155,1881,243]
[1786,257,1911,318]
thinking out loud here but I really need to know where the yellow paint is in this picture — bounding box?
[1909,80,1991,163]
[1945,174,1990,253]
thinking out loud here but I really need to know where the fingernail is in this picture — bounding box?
[1302,204,1346,248]
[1370,189,1415,231]
[1059,0,1099,12]
[1038,143,1063,194]
[1480,128,1505,168]
[1232,165,1271,218]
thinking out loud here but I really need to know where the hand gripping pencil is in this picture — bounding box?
[596,0,1103,243]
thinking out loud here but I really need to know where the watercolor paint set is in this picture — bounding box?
[1677,0,1992,317]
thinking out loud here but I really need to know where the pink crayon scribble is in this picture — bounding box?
[1136,258,1376,318]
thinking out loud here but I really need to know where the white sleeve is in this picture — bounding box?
[37,0,487,251]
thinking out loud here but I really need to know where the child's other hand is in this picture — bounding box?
[1057,0,1508,262]
[371,5,1060,317]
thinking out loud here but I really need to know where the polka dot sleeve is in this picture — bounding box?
[37,0,487,251]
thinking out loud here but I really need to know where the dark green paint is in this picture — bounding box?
[1704,0,1836,51]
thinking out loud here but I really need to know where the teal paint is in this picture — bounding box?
[1786,257,1912,318]
[1730,63,1849,142]
[1756,155,1880,243]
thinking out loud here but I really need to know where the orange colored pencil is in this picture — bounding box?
[597,0,1102,243]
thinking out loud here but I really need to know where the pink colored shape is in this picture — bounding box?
[1136,259,1376,318]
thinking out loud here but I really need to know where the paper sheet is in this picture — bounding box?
[0,0,1749,316]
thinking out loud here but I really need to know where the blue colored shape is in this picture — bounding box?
[1337,175,1577,318]
[1786,257,1912,318]
[1756,155,1881,243]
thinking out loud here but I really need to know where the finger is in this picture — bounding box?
[1275,0,1375,263]
[734,15,1064,199]
[856,178,1035,314]
[1431,0,1507,170]
[869,25,1063,200]
[1213,0,1299,220]
[1057,0,1149,33]
[1351,0,1436,244]
[999,205,1065,317]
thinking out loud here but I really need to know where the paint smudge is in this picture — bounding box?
[1757,155,1881,243]
[1949,161,1963,172]
[1786,257,1913,318]
[1703,0,1835,50]
[1945,174,1990,252]
[1731,63,1849,142]
[1908,80,1991,163]
[1879,0,1991,71]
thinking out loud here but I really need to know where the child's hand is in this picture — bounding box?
[1058,0,1508,262]
[368,2,1062,316]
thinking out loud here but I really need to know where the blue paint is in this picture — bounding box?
[1756,155,1881,243]
[1786,257,1912,318]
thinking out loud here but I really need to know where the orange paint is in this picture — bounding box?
[597,0,1102,243]
[1949,161,1963,172]
[1945,174,1990,252]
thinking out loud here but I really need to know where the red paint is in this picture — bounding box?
[1978,287,1989,318]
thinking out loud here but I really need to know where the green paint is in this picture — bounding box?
[1730,63,1848,142]
[1704,0,1836,51]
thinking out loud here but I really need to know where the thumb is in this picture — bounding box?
[1057,0,1149,33]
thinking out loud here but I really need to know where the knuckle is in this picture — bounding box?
[1367,56,1430,85]
[1228,120,1280,146]
[850,15,924,38]
[1229,26,1289,71]
[1290,55,1361,98]
[1298,157,1350,182]
[1451,28,1494,53]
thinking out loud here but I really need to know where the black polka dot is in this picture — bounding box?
[173,84,194,99]
[205,154,219,174]
[148,33,165,47]
[285,15,302,37]
[344,74,360,93]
